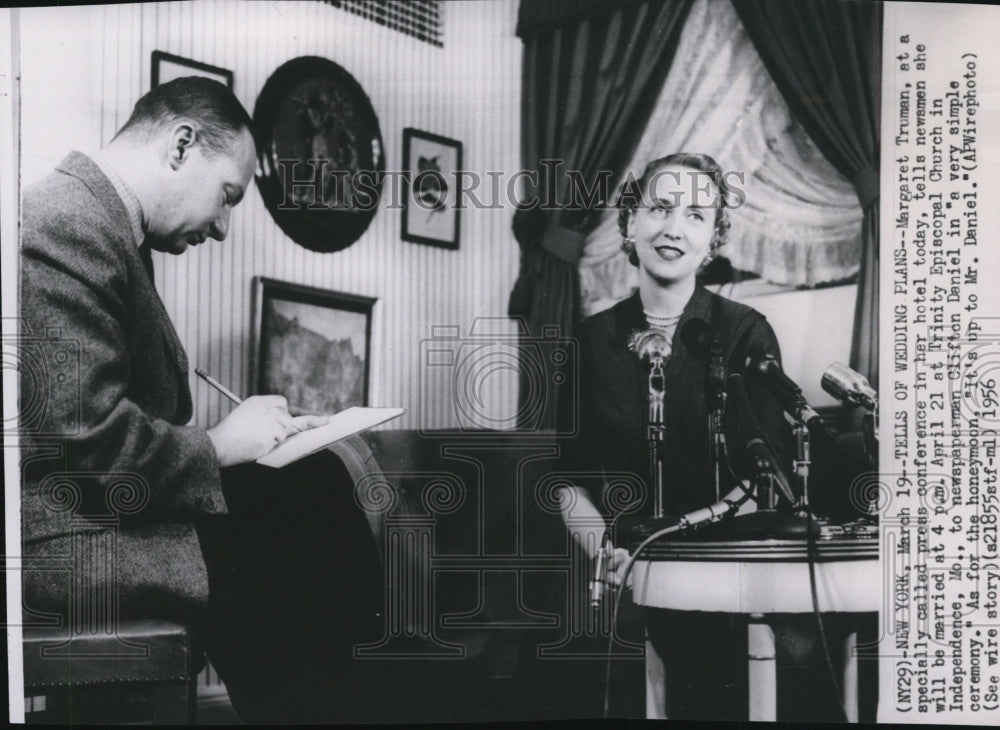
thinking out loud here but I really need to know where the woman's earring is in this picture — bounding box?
[621,235,636,257]
[701,235,723,269]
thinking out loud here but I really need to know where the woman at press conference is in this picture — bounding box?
[535,151,864,721]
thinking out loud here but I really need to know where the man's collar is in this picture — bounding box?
[89,150,146,248]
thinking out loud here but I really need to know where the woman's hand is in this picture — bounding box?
[592,544,632,588]
[605,546,634,590]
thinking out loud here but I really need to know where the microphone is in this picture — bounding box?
[681,318,725,410]
[728,373,796,506]
[675,497,740,530]
[745,343,822,426]
[628,329,671,366]
[631,328,671,514]
[590,544,609,607]
[822,362,878,410]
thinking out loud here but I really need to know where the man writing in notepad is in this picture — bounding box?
[21,77,385,722]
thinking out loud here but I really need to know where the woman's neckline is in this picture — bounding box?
[637,269,697,317]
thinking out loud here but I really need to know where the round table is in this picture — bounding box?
[631,535,878,721]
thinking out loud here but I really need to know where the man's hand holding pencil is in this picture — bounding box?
[197,368,330,467]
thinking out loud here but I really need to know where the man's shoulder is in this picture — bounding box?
[23,156,124,253]
[24,156,107,219]
[21,155,133,296]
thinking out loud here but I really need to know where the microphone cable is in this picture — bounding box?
[601,520,685,718]
[600,477,754,718]
[805,509,850,722]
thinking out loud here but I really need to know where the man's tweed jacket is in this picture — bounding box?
[21,152,227,622]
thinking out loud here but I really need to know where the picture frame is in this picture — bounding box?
[401,127,462,249]
[250,277,376,416]
[151,50,234,89]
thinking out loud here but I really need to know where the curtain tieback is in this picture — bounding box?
[852,164,879,210]
[541,220,586,265]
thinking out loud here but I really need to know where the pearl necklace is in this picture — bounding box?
[643,310,682,331]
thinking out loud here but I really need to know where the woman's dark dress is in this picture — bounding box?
[525,286,859,720]
[560,286,791,518]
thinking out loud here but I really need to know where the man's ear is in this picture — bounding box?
[167,122,197,170]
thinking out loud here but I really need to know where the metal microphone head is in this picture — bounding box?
[680,318,720,360]
[744,343,822,426]
[822,362,878,410]
[745,342,777,375]
[628,328,671,364]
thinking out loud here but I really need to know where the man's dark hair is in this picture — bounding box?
[114,76,256,157]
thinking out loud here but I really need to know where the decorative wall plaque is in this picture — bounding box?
[254,56,385,252]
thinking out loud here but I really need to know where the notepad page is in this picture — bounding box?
[256,406,404,468]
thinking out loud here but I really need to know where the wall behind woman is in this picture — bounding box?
[735,283,854,409]
[18,0,522,431]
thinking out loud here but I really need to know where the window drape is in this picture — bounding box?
[731,0,882,386]
[579,0,864,316]
[509,0,694,428]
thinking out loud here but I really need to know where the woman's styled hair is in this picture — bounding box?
[616,152,734,267]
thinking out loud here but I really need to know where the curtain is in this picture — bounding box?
[580,0,863,316]
[510,0,694,429]
[515,0,650,37]
[731,0,882,386]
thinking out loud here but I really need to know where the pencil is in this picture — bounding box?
[195,368,243,406]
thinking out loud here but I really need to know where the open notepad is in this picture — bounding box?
[255,406,404,468]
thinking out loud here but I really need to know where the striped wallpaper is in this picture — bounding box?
[19,0,523,432]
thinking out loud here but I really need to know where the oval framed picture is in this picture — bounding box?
[254,56,385,252]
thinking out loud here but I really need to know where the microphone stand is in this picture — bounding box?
[711,412,725,503]
[648,355,666,519]
[792,418,811,511]
[862,405,879,468]
[708,354,726,503]
[753,459,776,510]
[788,397,823,511]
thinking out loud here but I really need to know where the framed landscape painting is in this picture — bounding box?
[251,277,375,416]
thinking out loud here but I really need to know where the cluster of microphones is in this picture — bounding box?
[594,321,879,606]
[629,318,878,519]
[632,317,876,414]
[629,319,878,418]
